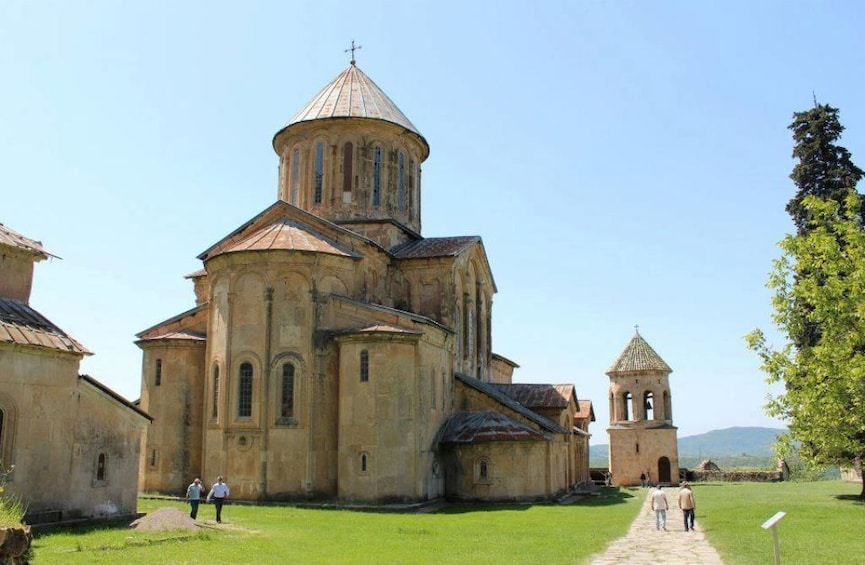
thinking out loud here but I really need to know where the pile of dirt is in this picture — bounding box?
[130,507,201,532]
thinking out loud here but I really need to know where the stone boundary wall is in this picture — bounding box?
[689,470,783,483]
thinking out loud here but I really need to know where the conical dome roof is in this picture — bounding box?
[276,63,424,141]
[607,331,672,375]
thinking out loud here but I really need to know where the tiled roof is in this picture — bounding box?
[217,217,360,259]
[0,297,90,354]
[575,400,595,421]
[0,222,52,258]
[391,236,479,259]
[491,383,573,410]
[439,411,548,443]
[282,64,424,140]
[455,374,567,434]
[607,331,672,374]
[184,269,206,279]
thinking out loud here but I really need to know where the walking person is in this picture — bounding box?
[206,475,230,523]
[640,472,647,488]
[185,478,203,520]
[678,481,696,531]
[651,485,668,531]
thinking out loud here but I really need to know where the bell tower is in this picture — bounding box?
[606,329,679,486]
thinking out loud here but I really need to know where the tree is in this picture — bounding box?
[747,104,865,499]
[786,103,864,235]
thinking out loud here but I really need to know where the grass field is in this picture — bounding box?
[696,480,862,565]
[29,481,862,564]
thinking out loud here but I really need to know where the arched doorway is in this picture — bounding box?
[657,456,671,484]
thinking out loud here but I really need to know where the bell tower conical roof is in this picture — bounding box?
[606,330,672,375]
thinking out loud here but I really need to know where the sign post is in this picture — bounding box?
[761,511,786,565]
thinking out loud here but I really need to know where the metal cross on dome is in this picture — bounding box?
[345,40,362,65]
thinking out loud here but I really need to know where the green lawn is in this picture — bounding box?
[696,480,862,565]
[31,488,639,564]
[30,481,863,564]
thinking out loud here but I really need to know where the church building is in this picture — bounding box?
[136,58,593,503]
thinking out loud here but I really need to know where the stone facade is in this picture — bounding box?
[606,331,680,486]
[137,62,592,503]
[0,223,150,522]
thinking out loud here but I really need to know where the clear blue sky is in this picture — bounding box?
[3,1,863,441]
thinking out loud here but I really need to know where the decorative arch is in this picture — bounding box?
[270,351,306,426]
[475,456,492,484]
[233,353,262,421]
[643,390,655,420]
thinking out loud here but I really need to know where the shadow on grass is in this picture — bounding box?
[834,494,865,505]
[435,488,636,514]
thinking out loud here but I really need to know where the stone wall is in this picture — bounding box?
[689,470,783,483]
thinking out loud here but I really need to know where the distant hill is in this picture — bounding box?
[589,427,786,469]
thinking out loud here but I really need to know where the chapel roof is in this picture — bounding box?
[607,331,672,375]
[391,236,480,259]
[455,373,568,434]
[439,411,549,443]
[575,400,595,421]
[0,296,90,355]
[491,383,574,410]
[0,222,55,259]
[278,63,424,141]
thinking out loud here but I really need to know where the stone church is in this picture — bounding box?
[136,59,593,503]
[0,222,150,523]
[606,330,679,486]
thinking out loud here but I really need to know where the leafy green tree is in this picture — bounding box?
[747,194,865,498]
[748,104,865,499]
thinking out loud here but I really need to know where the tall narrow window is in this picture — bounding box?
[360,453,368,473]
[149,449,157,468]
[281,363,295,418]
[479,459,488,480]
[96,453,106,481]
[413,162,421,219]
[342,142,353,197]
[397,152,406,211]
[314,142,324,204]
[291,148,300,204]
[155,359,162,386]
[238,362,253,418]
[360,350,369,382]
[211,366,219,419]
[624,392,633,421]
[372,146,382,206]
[409,159,416,219]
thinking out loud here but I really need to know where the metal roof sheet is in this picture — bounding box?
[439,411,549,443]
[284,64,423,138]
[0,297,90,354]
[214,217,360,259]
[491,383,574,410]
[391,236,479,259]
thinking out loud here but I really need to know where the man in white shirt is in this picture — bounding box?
[651,485,668,531]
[206,475,230,523]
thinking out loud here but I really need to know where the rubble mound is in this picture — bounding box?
[130,507,201,532]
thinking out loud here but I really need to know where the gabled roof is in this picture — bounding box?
[79,374,153,422]
[277,64,426,147]
[491,383,574,410]
[607,331,672,375]
[491,352,520,368]
[439,411,549,443]
[135,303,209,340]
[454,373,567,434]
[198,201,374,262]
[575,399,595,422]
[331,294,453,335]
[0,296,90,355]
[332,323,423,337]
[391,236,480,259]
[0,222,56,259]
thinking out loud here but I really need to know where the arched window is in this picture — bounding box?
[238,362,253,418]
[342,142,353,199]
[96,453,107,481]
[623,392,633,421]
[372,146,382,206]
[360,350,369,382]
[480,459,488,479]
[644,391,654,420]
[314,141,324,204]
[360,452,368,474]
[290,148,300,204]
[413,162,420,219]
[397,151,406,211]
[211,365,219,420]
[155,359,162,386]
[281,363,295,418]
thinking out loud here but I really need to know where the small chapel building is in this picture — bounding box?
[0,222,151,523]
[606,330,679,486]
[136,59,593,503]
